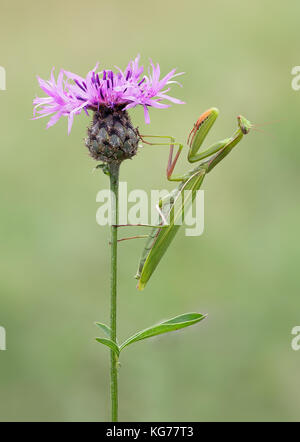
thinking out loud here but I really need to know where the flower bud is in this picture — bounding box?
[86,106,139,163]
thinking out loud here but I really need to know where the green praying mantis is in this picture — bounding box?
[116,107,252,290]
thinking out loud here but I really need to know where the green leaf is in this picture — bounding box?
[119,313,206,351]
[95,322,111,338]
[95,338,120,357]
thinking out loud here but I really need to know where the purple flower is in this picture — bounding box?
[33,55,184,134]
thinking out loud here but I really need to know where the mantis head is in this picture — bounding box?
[237,115,252,135]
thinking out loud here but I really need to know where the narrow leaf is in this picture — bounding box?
[95,322,111,338]
[120,313,206,351]
[95,338,120,356]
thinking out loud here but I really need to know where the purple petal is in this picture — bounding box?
[33,56,185,133]
[143,105,150,124]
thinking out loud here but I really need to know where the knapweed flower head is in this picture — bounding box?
[33,55,184,134]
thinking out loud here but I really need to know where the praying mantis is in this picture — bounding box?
[117,108,252,290]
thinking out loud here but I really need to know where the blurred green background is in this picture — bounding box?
[0,0,300,422]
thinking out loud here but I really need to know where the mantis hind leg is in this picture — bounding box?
[113,189,179,229]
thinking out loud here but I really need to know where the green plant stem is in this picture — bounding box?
[109,162,120,422]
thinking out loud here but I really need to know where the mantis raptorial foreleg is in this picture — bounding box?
[139,110,241,182]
